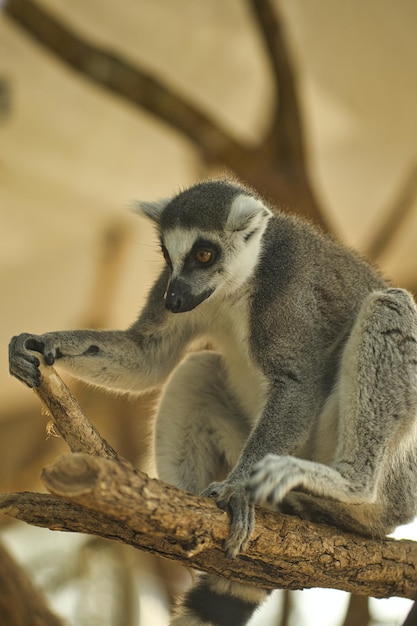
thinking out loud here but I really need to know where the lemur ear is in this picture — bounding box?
[226,194,272,233]
[132,198,171,224]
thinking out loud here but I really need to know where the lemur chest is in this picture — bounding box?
[206,302,268,424]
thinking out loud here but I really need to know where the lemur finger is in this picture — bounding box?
[43,336,58,365]
[201,482,223,499]
[225,492,254,558]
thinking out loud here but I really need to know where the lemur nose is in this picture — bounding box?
[165,291,183,313]
[165,277,188,313]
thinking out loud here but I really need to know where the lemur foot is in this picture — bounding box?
[247,454,308,507]
[202,481,254,558]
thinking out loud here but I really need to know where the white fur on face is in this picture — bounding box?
[162,228,219,276]
[161,195,272,297]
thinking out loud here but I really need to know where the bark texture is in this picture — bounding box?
[1,364,417,601]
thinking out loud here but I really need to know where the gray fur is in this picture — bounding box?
[9,179,417,626]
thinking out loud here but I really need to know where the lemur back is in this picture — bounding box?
[9,180,417,626]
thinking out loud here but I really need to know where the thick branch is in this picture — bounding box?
[4,365,417,600]
[1,453,417,600]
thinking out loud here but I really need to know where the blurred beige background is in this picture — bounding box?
[1,1,417,625]
[2,0,417,406]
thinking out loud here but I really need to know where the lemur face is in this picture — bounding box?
[137,180,272,313]
[159,229,222,313]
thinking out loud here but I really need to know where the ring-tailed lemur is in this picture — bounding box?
[9,180,417,626]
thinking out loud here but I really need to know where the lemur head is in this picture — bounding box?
[136,180,272,313]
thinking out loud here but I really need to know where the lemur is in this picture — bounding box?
[9,180,417,626]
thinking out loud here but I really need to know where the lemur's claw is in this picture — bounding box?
[202,481,254,557]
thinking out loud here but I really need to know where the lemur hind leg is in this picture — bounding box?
[155,351,250,493]
[249,288,417,535]
[156,351,268,626]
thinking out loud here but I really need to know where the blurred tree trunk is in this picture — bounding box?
[0,541,62,626]
[341,594,370,626]
[404,602,417,626]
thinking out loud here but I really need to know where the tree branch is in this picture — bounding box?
[248,0,305,160]
[3,0,327,227]
[247,0,322,215]
[35,363,117,459]
[3,0,244,163]
[1,364,417,600]
[1,452,417,600]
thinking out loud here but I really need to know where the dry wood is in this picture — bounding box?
[0,364,416,601]
[35,363,117,460]
[1,450,417,600]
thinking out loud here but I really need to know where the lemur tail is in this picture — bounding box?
[170,573,269,626]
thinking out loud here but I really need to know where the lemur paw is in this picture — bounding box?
[201,481,254,558]
[247,454,306,507]
[9,334,43,387]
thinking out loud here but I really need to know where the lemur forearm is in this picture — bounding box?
[28,325,189,393]
[228,386,315,482]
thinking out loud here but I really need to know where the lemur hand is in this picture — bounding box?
[202,480,254,558]
[9,333,61,388]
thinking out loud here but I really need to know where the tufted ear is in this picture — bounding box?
[132,197,171,224]
[226,194,272,233]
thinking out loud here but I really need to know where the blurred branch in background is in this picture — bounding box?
[340,594,370,626]
[3,0,326,227]
[403,601,417,626]
[2,1,417,624]
[366,164,417,269]
[0,541,63,626]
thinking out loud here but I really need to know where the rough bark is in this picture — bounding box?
[1,451,417,600]
[35,365,117,460]
[1,364,417,601]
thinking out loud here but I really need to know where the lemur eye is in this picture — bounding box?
[160,244,172,268]
[195,250,213,264]
[190,241,218,267]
